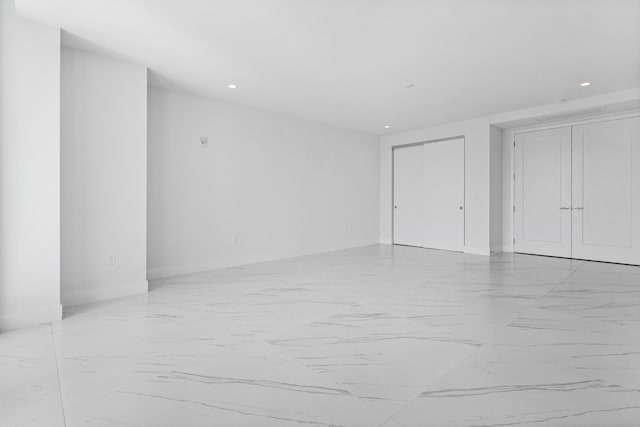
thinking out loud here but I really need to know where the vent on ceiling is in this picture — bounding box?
[534,107,606,123]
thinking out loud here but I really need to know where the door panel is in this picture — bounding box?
[424,138,465,251]
[572,117,640,264]
[514,127,572,257]
[393,144,425,247]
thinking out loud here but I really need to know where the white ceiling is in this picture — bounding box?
[15,0,640,135]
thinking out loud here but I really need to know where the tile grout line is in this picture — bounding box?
[500,261,588,331]
[50,323,67,426]
[527,261,587,310]
[376,260,591,426]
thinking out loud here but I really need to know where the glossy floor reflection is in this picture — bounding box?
[2,245,640,426]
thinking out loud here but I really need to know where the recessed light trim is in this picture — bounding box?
[384,125,391,129]
[580,81,591,87]
[228,84,237,89]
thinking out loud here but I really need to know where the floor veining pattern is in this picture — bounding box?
[2,245,640,426]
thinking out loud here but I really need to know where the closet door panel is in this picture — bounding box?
[393,144,425,247]
[423,138,465,252]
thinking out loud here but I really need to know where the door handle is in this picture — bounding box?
[559,207,571,210]
[572,207,584,210]
[394,205,398,209]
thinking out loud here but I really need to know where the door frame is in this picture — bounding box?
[392,135,466,248]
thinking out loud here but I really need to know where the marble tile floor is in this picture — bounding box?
[1,244,640,426]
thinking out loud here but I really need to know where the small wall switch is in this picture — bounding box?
[199,136,208,148]
[231,235,238,244]
[107,254,117,266]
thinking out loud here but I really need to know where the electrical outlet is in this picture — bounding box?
[107,254,117,266]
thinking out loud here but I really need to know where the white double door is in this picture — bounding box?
[393,138,465,251]
[514,117,640,264]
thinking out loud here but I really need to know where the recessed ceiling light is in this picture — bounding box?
[384,125,391,129]
[580,82,591,87]
[228,84,237,89]
[555,98,567,103]
[404,83,415,89]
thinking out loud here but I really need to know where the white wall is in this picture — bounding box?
[61,48,148,306]
[148,88,379,279]
[0,2,61,330]
[380,88,640,256]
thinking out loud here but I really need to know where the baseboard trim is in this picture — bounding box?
[62,280,148,307]
[148,263,226,281]
[0,303,62,332]
[148,243,381,281]
[463,246,492,256]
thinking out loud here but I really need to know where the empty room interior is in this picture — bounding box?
[2,0,640,426]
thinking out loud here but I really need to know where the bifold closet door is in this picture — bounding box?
[423,138,465,251]
[572,117,640,265]
[514,127,572,257]
[393,144,425,247]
